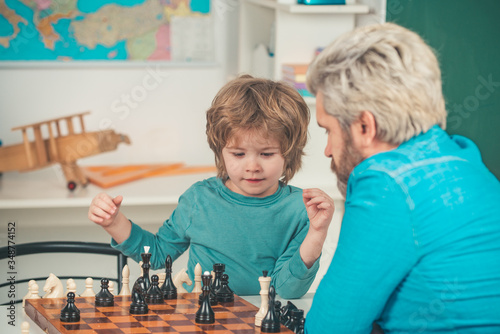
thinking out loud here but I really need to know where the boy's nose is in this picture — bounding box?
[246,158,261,172]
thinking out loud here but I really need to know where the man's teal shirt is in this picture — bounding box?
[306,126,500,333]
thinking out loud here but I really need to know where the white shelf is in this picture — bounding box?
[245,0,369,14]
[239,0,369,79]
[0,167,216,209]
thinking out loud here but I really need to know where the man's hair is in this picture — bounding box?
[206,75,310,184]
[307,23,447,145]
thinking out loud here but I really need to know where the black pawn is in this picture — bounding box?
[160,255,177,299]
[146,274,164,304]
[261,285,280,333]
[274,300,282,324]
[141,252,152,292]
[95,278,114,307]
[195,272,215,324]
[60,292,80,322]
[130,277,149,314]
[216,273,234,303]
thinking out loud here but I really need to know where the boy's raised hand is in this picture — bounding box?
[300,188,335,268]
[302,188,335,233]
[88,193,123,227]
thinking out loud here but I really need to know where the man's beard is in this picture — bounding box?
[330,130,364,198]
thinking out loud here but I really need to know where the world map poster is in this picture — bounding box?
[0,0,212,63]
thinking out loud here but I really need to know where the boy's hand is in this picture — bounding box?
[302,188,335,233]
[300,188,335,268]
[88,193,123,228]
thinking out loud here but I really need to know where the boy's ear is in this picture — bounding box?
[350,111,377,148]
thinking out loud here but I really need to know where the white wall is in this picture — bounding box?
[0,66,222,166]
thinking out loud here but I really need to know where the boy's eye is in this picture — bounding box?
[232,152,244,157]
[261,153,275,157]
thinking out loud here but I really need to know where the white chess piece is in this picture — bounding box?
[24,282,41,308]
[80,278,95,297]
[66,278,77,296]
[23,280,36,307]
[119,264,131,296]
[139,261,144,276]
[158,272,166,287]
[173,268,193,293]
[255,271,272,327]
[29,283,41,299]
[43,273,63,298]
[192,263,202,293]
[21,321,30,334]
[109,281,115,295]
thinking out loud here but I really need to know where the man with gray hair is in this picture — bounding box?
[305,23,500,333]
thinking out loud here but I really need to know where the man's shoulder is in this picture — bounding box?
[353,126,472,179]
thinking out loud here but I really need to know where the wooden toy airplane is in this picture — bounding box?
[0,111,130,190]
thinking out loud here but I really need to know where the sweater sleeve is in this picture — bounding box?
[111,192,192,270]
[305,170,417,334]
[272,211,320,299]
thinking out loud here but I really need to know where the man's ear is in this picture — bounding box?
[350,111,377,148]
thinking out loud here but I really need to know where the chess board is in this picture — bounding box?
[25,293,294,334]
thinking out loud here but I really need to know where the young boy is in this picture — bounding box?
[88,75,334,298]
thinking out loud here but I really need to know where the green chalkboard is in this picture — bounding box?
[386,0,500,179]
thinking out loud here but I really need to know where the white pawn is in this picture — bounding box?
[23,280,36,307]
[21,321,30,334]
[109,280,115,295]
[255,271,272,327]
[24,282,41,307]
[192,263,202,293]
[119,264,131,296]
[66,278,77,296]
[80,278,95,297]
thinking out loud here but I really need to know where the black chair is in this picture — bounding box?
[0,241,127,305]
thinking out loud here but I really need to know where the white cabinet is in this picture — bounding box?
[238,0,369,80]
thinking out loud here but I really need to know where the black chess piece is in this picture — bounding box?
[195,272,215,324]
[289,309,304,333]
[95,278,114,307]
[160,255,177,299]
[280,301,298,327]
[274,300,282,324]
[130,277,149,314]
[60,292,80,322]
[261,285,281,333]
[211,263,225,294]
[146,274,165,304]
[296,317,305,334]
[141,252,152,292]
[216,273,234,303]
[198,266,218,306]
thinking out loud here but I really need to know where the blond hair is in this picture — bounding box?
[307,23,446,145]
[206,75,310,184]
